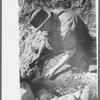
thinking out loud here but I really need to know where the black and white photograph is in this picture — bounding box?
[19,0,98,100]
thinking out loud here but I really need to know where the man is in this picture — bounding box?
[28,1,93,79]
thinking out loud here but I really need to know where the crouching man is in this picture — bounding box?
[29,1,93,79]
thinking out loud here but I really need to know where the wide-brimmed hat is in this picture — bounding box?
[29,8,51,31]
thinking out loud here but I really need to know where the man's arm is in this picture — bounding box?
[46,49,76,78]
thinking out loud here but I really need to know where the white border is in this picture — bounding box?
[2,0,20,100]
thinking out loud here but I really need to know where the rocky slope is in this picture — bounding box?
[19,0,97,100]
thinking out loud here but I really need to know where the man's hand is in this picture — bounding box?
[45,67,56,78]
[45,51,75,79]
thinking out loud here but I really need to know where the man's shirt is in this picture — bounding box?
[51,8,89,50]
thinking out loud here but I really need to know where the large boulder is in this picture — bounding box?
[80,85,90,100]
[51,89,82,100]
[36,89,53,100]
[88,65,97,73]
[58,94,76,100]
[51,94,77,100]
[20,82,35,100]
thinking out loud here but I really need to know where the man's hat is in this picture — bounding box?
[29,8,51,31]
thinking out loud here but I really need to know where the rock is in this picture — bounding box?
[80,85,90,100]
[58,94,76,100]
[73,89,82,99]
[37,89,52,100]
[89,65,97,73]
[51,91,82,100]
[51,89,84,100]
[20,82,35,100]
[51,97,58,100]
[84,72,97,81]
